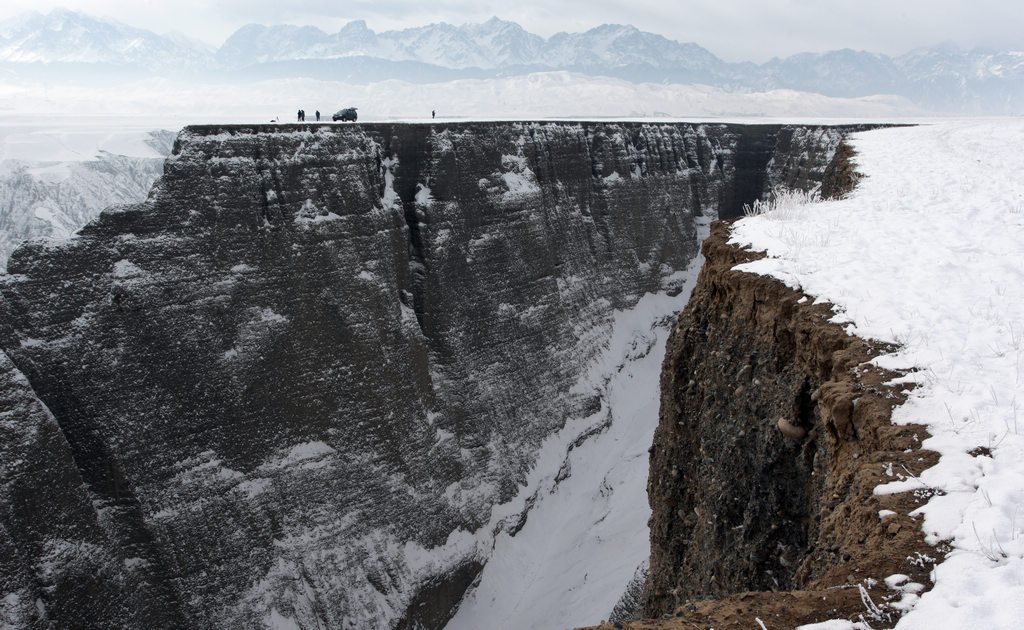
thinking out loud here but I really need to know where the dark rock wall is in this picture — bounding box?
[644,225,834,607]
[639,223,940,629]
[0,349,172,629]
[0,122,853,629]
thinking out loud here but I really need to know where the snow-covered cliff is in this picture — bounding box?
[0,121,854,629]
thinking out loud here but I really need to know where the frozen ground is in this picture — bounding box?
[0,114,174,163]
[729,119,1024,629]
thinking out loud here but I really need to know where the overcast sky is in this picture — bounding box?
[1,1,1021,62]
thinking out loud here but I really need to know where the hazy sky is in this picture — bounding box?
[1,0,1021,62]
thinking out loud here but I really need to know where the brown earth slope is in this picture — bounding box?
[579,221,949,630]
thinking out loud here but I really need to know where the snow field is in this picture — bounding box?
[728,119,1024,630]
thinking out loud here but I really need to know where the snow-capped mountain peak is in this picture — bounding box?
[0,7,212,69]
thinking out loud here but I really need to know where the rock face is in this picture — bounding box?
[0,122,856,629]
[0,348,162,628]
[630,223,941,630]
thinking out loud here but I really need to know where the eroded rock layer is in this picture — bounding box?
[0,122,854,629]
[580,222,941,630]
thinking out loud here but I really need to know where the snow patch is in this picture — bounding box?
[294,198,342,223]
[260,441,337,472]
[258,308,288,324]
[415,183,433,207]
[797,621,873,630]
[264,607,300,630]
[497,153,540,200]
[111,259,144,278]
[380,157,399,209]
[235,477,272,499]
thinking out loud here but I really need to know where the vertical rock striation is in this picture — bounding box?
[0,122,858,629]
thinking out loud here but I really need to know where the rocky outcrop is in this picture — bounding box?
[0,121,861,629]
[579,222,941,630]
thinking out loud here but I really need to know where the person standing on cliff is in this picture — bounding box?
[315,110,320,121]
[432,110,436,119]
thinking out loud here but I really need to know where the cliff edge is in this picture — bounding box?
[580,220,944,629]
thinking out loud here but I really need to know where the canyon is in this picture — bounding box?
[1,121,864,628]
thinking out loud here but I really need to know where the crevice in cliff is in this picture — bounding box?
[719,126,781,220]
[383,131,432,336]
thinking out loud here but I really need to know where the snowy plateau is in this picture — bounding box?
[725,120,1024,630]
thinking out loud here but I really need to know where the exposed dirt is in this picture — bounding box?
[577,220,947,630]
[821,140,863,199]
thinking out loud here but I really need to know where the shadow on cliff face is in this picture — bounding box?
[578,219,945,630]
[395,560,482,630]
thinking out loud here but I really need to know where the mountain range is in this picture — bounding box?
[1,8,1023,112]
